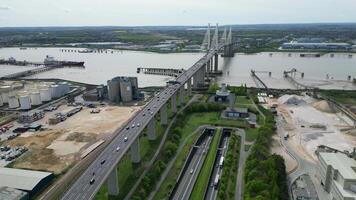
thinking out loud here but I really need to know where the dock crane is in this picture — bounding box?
[283,68,304,79]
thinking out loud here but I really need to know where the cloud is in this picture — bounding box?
[0,6,10,10]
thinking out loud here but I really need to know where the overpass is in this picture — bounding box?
[59,24,235,200]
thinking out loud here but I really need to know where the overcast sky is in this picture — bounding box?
[0,0,355,27]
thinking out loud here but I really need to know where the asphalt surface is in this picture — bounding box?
[205,132,229,200]
[60,46,225,200]
[172,135,212,200]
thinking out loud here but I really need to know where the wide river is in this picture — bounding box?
[1,47,356,89]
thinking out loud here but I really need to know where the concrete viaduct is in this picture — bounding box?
[60,24,235,200]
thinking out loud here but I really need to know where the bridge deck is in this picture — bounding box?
[61,45,225,200]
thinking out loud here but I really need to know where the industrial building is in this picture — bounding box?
[317,152,356,200]
[224,107,249,119]
[0,168,54,197]
[281,42,352,51]
[215,83,231,102]
[107,77,138,103]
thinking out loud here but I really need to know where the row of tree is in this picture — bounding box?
[217,134,241,200]
[244,110,288,200]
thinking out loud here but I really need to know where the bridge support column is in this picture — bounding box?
[187,78,192,96]
[171,93,177,114]
[131,138,140,163]
[160,103,168,125]
[193,74,198,89]
[107,168,119,196]
[147,118,156,140]
[179,87,184,106]
[214,53,218,72]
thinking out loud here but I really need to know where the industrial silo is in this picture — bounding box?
[119,78,133,102]
[8,96,19,109]
[19,95,31,110]
[107,78,121,103]
[30,92,42,106]
[40,88,52,102]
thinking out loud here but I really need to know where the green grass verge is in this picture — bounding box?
[245,128,259,142]
[190,128,221,200]
[235,96,252,105]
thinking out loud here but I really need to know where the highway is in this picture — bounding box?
[172,131,212,200]
[60,46,226,200]
[205,129,229,200]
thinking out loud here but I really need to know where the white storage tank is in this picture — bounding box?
[50,85,60,98]
[19,95,31,110]
[30,92,42,106]
[0,96,3,107]
[0,85,12,103]
[40,88,51,102]
[58,82,70,95]
[8,96,19,109]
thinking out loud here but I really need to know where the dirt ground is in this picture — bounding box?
[271,95,356,161]
[270,134,298,174]
[4,104,141,174]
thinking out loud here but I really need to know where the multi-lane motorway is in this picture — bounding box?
[172,132,212,200]
[60,46,225,200]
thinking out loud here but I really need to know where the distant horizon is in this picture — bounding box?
[1,22,356,29]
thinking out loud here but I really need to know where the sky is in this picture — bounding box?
[0,0,355,27]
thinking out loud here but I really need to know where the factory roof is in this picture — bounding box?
[319,152,356,180]
[0,186,28,200]
[226,107,248,113]
[0,168,53,192]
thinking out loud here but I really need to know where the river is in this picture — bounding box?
[1,47,356,89]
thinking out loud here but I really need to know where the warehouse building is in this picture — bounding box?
[317,152,356,200]
[0,168,54,197]
[281,42,352,51]
[107,76,138,103]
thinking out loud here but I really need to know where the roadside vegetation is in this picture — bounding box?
[243,108,289,200]
[217,133,241,200]
[190,128,221,200]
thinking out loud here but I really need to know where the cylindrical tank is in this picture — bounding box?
[8,96,19,109]
[50,85,60,98]
[0,85,12,103]
[107,79,120,102]
[30,92,42,106]
[0,96,3,107]
[59,82,70,95]
[19,95,31,110]
[40,88,51,102]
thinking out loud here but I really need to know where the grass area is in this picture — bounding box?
[95,121,165,200]
[217,134,241,199]
[190,128,221,200]
[245,128,259,142]
[235,96,252,105]
[321,90,356,105]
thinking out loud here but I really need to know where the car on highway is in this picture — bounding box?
[150,111,154,115]
[126,127,130,130]
[132,124,135,128]
[190,169,194,174]
[101,160,106,165]
[137,123,140,127]
[124,137,128,142]
[90,178,95,185]
[116,146,120,152]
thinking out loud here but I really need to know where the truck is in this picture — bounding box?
[214,174,220,189]
[219,156,224,168]
[284,132,289,140]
